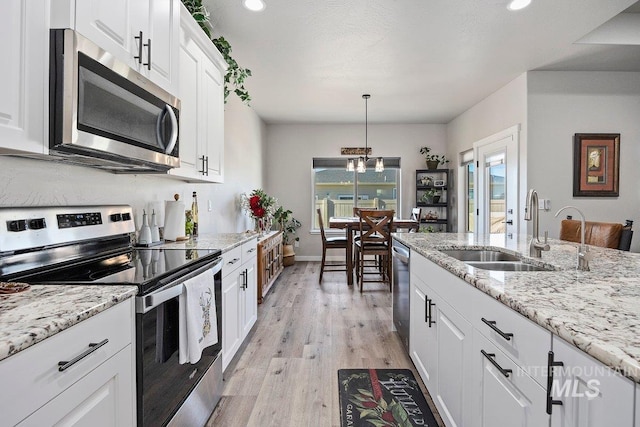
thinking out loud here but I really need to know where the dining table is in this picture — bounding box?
[328,216,419,287]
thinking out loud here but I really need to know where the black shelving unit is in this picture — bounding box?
[415,169,450,232]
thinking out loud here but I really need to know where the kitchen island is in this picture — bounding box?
[393,232,640,381]
[394,232,640,427]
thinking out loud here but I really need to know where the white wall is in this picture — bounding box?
[0,95,266,236]
[445,73,528,231]
[528,71,640,252]
[265,123,446,258]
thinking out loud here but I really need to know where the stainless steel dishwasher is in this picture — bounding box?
[392,239,410,352]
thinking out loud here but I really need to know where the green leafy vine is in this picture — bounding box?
[181,0,252,104]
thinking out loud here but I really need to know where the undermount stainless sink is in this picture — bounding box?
[439,249,521,262]
[465,261,554,272]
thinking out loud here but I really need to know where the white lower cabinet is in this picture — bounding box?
[0,299,135,426]
[222,238,258,371]
[549,336,634,427]
[240,242,258,338]
[410,261,473,427]
[472,331,548,427]
[635,384,639,427]
[17,347,133,426]
[410,272,438,393]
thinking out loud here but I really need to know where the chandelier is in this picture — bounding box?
[346,94,384,173]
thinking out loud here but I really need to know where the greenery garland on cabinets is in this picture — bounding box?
[181,0,252,104]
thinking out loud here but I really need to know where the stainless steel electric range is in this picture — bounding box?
[0,205,223,427]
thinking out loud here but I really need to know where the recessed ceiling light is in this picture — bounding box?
[507,0,531,11]
[243,0,266,12]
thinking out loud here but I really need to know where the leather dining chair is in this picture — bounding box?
[560,218,633,251]
[354,209,394,292]
[317,208,348,282]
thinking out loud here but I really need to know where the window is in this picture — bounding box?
[312,158,401,229]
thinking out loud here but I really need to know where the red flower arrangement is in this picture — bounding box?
[242,189,276,221]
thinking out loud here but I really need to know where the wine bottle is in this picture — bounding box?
[191,191,199,237]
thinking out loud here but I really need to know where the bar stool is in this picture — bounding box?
[317,209,348,283]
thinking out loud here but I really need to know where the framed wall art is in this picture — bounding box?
[573,133,620,197]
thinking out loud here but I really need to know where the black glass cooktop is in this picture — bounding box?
[7,247,221,295]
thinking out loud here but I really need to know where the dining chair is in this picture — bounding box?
[559,218,633,251]
[410,208,422,233]
[317,209,348,283]
[354,209,394,292]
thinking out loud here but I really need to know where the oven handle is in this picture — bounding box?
[136,257,222,314]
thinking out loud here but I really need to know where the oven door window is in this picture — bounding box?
[138,294,221,426]
[77,53,178,156]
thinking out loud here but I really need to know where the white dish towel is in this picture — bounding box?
[178,268,218,364]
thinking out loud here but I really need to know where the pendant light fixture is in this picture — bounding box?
[347,94,384,173]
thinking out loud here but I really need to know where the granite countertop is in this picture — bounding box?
[393,232,640,383]
[159,231,258,252]
[0,285,137,362]
[0,232,257,363]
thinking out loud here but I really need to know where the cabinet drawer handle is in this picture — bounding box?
[199,155,206,175]
[143,38,151,70]
[58,339,109,372]
[481,350,512,378]
[424,297,436,327]
[240,270,247,290]
[546,351,564,414]
[227,257,240,265]
[134,31,143,63]
[247,247,256,253]
[481,317,514,341]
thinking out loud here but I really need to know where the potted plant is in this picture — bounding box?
[274,206,302,266]
[419,147,449,170]
[182,0,252,104]
[421,189,441,204]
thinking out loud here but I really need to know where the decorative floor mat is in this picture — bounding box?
[338,368,438,426]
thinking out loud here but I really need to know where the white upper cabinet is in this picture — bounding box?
[0,0,49,155]
[167,4,226,183]
[57,0,180,94]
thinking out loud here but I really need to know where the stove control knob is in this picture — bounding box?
[122,212,132,221]
[7,220,27,232]
[110,213,123,222]
[28,218,46,230]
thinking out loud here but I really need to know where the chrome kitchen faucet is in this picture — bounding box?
[524,189,550,258]
[555,206,592,271]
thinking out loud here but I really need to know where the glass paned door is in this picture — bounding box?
[474,126,519,239]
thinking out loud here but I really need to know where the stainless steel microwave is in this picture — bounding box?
[49,29,180,173]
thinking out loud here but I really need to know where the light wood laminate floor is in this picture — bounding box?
[207,261,443,427]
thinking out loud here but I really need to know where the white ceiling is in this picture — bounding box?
[204,0,640,124]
